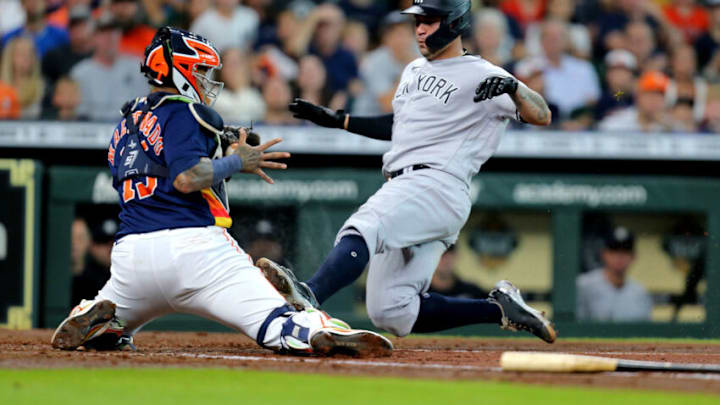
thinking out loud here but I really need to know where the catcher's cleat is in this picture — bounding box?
[257,257,319,310]
[489,280,557,344]
[82,318,137,351]
[51,299,117,350]
[310,328,393,357]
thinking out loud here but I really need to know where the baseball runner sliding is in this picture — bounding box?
[260,0,556,343]
[50,27,392,357]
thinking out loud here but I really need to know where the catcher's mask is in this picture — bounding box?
[401,0,471,56]
[141,26,224,106]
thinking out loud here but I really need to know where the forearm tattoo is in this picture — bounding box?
[175,157,214,192]
[512,86,551,125]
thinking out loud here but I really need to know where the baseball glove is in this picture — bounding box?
[220,125,261,152]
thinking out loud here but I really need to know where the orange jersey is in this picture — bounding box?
[0,82,20,119]
[120,25,158,58]
[663,5,710,42]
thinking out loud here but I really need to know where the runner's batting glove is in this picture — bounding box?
[289,98,345,129]
[474,76,519,102]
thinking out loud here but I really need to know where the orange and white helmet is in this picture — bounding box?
[141,26,223,106]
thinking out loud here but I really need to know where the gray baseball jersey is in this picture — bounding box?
[337,54,522,336]
[383,55,519,184]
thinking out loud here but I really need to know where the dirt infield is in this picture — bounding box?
[2,329,720,394]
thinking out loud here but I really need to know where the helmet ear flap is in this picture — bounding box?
[142,27,175,87]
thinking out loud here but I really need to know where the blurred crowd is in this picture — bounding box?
[2,0,720,133]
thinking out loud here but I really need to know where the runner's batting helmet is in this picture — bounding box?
[401,0,471,54]
[141,27,223,106]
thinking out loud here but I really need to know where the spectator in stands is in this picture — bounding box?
[110,0,157,58]
[624,21,666,73]
[670,97,698,132]
[261,75,295,125]
[663,0,709,44]
[1,0,69,57]
[70,217,91,290]
[353,11,416,115]
[245,219,286,266]
[695,1,720,70]
[599,70,672,132]
[0,0,26,37]
[0,79,21,119]
[540,19,600,119]
[0,36,44,118]
[244,0,272,35]
[42,5,93,87]
[190,0,259,52]
[512,57,559,128]
[253,7,296,51]
[595,49,637,121]
[252,8,301,84]
[72,217,115,305]
[666,45,707,125]
[576,226,653,322]
[342,20,369,64]
[428,245,488,299]
[337,0,388,41]
[293,54,344,110]
[700,84,720,132]
[594,0,664,58]
[45,76,83,120]
[165,0,212,29]
[703,48,720,83]
[289,3,358,94]
[500,0,546,33]
[472,7,514,67]
[213,48,265,123]
[525,0,592,60]
[70,15,148,121]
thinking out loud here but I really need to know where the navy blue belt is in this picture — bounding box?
[387,164,430,179]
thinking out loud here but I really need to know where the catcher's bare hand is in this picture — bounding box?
[229,128,290,184]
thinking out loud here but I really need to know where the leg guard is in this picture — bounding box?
[256,305,356,354]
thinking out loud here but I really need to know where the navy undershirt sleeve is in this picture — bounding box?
[346,114,393,141]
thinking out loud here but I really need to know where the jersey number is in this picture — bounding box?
[122,177,158,203]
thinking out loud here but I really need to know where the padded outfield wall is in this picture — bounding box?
[35,166,720,338]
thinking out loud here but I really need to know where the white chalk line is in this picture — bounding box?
[404,349,720,356]
[171,352,499,372]
[166,352,720,381]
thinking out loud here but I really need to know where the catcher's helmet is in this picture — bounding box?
[141,27,223,106]
[401,0,471,55]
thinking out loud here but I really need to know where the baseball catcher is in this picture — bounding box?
[50,26,392,357]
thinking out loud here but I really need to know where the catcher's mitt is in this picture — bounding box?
[220,125,261,152]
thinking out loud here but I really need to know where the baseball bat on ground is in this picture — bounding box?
[500,351,720,373]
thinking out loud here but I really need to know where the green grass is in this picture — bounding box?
[0,369,716,405]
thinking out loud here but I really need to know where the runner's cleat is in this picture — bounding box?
[489,280,557,343]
